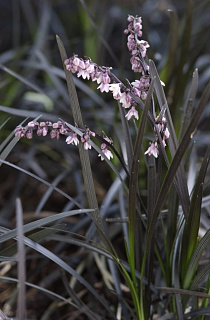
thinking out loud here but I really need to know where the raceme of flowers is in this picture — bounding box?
[14,15,170,159]
[64,15,151,123]
[14,121,114,161]
[145,116,170,158]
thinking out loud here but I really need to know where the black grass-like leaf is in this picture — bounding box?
[56,35,116,256]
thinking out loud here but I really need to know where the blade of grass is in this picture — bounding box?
[145,79,210,270]
[0,105,59,122]
[0,275,80,310]
[171,0,193,115]
[0,116,41,162]
[16,198,26,320]
[179,69,199,140]
[0,159,82,207]
[128,77,154,291]
[23,236,117,319]
[157,286,210,299]
[164,9,179,83]
[180,145,210,284]
[183,229,210,289]
[149,60,190,217]
[190,262,210,291]
[79,0,119,67]
[118,101,134,172]
[56,35,116,255]
[34,168,70,215]
[0,227,117,319]
[64,122,128,193]
[0,209,94,244]
[0,224,65,257]
[0,117,10,130]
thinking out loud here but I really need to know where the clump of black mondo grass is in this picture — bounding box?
[0,5,210,320]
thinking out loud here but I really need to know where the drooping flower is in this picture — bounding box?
[66,133,79,146]
[98,147,113,161]
[97,72,111,93]
[125,106,139,120]
[109,83,122,99]
[119,92,132,109]
[98,137,113,161]
[145,142,159,158]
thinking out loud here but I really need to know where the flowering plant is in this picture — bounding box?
[1,11,209,320]
[15,15,169,161]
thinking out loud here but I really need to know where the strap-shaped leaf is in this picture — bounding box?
[180,145,210,283]
[149,60,190,218]
[0,231,117,320]
[146,78,210,249]
[190,261,210,291]
[0,209,93,244]
[183,229,210,289]
[179,69,198,140]
[127,77,155,288]
[56,36,116,255]
[0,224,65,257]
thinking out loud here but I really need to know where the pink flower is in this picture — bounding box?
[97,82,110,93]
[25,129,33,139]
[130,56,143,73]
[127,34,136,51]
[66,133,79,146]
[77,68,90,80]
[163,127,170,140]
[97,72,110,93]
[125,106,139,120]
[14,126,25,138]
[72,56,85,69]
[109,83,122,99]
[140,91,147,100]
[80,128,95,150]
[83,141,91,150]
[139,40,150,58]
[28,121,39,127]
[92,71,103,84]
[98,142,113,161]
[145,142,159,158]
[50,129,60,139]
[98,148,113,161]
[120,92,132,108]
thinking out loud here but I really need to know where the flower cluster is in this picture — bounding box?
[14,121,113,161]
[64,56,111,93]
[64,16,151,123]
[15,15,169,159]
[144,116,170,158]
[15,120,70,140]
[124,15,150,74]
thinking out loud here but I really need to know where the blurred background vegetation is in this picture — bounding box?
[0,0,210,319]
